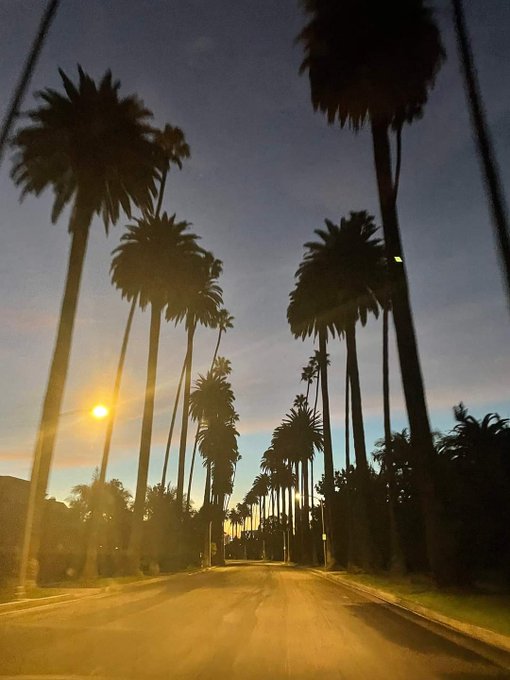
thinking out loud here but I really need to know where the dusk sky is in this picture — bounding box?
[0,0,508,511]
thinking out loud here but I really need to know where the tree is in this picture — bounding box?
[170,253,224,515]
[301,211,385,569]
[111,213,203,573]
[298,0,452,584]
[272,406,323,563]
[187,367,235,513]
[12,66,160,582]
[288,258,339,566]
[83,123,191,579]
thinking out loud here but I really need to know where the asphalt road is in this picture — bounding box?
[0,561,509,679]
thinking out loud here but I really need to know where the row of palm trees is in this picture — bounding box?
[11,66,238,582]
[296,0,452,583]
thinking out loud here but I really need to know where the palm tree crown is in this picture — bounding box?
[110,213,203,310]
[12,66,160,226]
[298,0,445,129]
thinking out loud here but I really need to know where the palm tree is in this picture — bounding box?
[298,0,452,583]
[199,416,239,565]
[273,406,323,563]
[302,211,385,569]
[288,259,338,566]
[83,123,190,578]
[452,0,510,309]
[153,124,190,217]
[111,213,203,573]
[187,367,235,513]
[12,67,160,582]
[170,253,223,514]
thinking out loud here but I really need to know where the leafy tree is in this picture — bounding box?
[12,66,160,571]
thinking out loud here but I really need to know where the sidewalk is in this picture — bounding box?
[0,571,204,616]
[311,569,510,654]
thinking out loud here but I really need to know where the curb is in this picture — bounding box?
[310,569,510,654]
[0,569,208,616]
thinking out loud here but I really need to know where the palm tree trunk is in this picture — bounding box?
[176,322,195,514]
[211,328,223,367]
[287,478,293,562]
[452,0,510,309]
[161,351,187,488]
[20,204,92,591]
[155,167,168,217]
[371,119,451,584]
[127,302,162,574]
[82,296,136,579]
[302,459,312,563]
[344,350,353,568]
[185,421,201,514]
[318,329,336,567]
[0,0,59,166]
[383,306,406,574]
[345,322,374,571]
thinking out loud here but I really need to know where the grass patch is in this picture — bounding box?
[338,572,510,638]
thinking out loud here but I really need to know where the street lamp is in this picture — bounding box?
[17,403,109,599]
[296,491,327,569]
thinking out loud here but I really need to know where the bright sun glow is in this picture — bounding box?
[91,404,109,419]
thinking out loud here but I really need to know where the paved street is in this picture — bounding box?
[0,562,508,679]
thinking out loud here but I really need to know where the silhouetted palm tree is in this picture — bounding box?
[273,406,323,563]
[170,254,223,514]
[288,259,338,565]
[298,0,451,583]
[153,124,190,217]
[111,213,203,573]
[12,66,160,576]
[84,123,191,578]
[187,368,235,513]
[302,211,385,569]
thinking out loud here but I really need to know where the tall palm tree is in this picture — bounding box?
[153,124,190,217]
[302,211,385,569]
[197,310,233,506]
[199,415,239,565]
[298,0,451,583]
[111,213,203,573]
[84,123,191,578]
[288,258,338,566]
[452,0,510,309]
[170,254,223,514]
[272,406,323,564]
[12,67,160,583]
[187,367,235,513]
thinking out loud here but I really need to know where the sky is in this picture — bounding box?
[0,0,508,511]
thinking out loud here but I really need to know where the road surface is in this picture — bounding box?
[0,561,508,678]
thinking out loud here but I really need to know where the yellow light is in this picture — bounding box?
[394,256,403,263]
[295,492,301,501]
[91,404,108,419]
